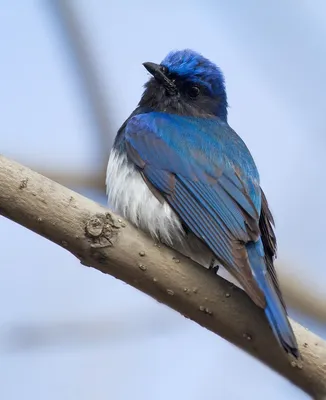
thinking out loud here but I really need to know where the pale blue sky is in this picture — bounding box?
[1,1,325,399]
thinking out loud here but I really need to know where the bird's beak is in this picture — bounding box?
[143,62,177,93]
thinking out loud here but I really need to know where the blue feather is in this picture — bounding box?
[246,240,299,357]
[124,111,299,358]
[110,49,300,358]
[161,50,228,119]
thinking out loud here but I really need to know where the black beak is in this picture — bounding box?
[143,62,177,93]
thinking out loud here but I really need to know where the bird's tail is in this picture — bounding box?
[246,241,300,359]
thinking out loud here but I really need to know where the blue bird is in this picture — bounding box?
[106,49,299,358]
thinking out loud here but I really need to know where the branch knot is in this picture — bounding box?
[85,212,120,248]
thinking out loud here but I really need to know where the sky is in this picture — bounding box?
[1,1,326,399]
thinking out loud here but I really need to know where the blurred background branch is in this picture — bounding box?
[3,311,185,352]
[50,0,114,183]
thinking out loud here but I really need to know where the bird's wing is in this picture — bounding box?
[259,189,287,309]
[125,112,265,307]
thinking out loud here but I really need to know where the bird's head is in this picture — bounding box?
[139,49,228,120]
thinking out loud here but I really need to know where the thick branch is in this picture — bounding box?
[27,163,326,324]
[0,155,325,398]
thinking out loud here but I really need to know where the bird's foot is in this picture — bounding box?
[209,258,220,274]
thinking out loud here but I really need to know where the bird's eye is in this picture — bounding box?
[187,85,200,98]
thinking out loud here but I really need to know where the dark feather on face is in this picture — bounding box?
[139,50,228,120]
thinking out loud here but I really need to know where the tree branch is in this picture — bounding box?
[26,163,326,324]
[0,155,325,398]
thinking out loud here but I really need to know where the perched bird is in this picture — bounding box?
[106,49,299,358]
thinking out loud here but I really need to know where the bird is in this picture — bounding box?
[106,49,300,359]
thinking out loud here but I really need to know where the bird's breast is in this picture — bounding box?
[106,149,183,244]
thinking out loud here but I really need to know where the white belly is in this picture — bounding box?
[106,149,184,245]
[106,149,216,268]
